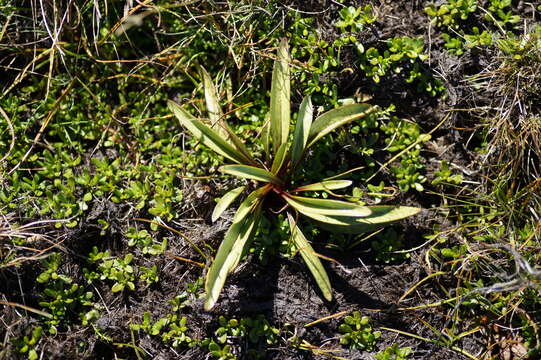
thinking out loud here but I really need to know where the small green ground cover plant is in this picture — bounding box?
[169,39,421,310]
[371,228,410,264]
[425,0,521,56]
[11,326,42,360]
[382,117,429,192]
[83,246,159,293]
[205,315,279,359]
[36,254,97,334]
[376,344,412,360]
[359,36,445,96]
[129,290,279,358]
[339,311,381,350]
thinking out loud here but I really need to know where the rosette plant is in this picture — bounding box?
[168,39,420,310]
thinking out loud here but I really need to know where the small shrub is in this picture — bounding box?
[376,344,413,360]
[339,312,381,351]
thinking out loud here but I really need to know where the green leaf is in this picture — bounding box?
[233,184,271,221]
[36,272,50,283]
[111,283,124,292]
[262,112,271,164]
[271,142,289,175]
[270,38,291,153]
[294,180,352,192]
[283,194,372,218]
[211,186,245,222]
[200,66,224,130]
[220,165,283,186]
[287,213,332,301]
[28,350,38,360]
[204,188,267,311]
[168,100,254,165]
[223,126,256,164]
[317,206,421,233]
[295,209,368,226]
[307,103,376,149]
[200,67,256,163]
[291,96,313,166]
[143,312,151,325]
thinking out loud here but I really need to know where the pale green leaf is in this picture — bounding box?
[232,184,271,224]
[317,206,421,233]
[295,209,366,225]
[200,66,225,131]
[307,104,376,149]
[220,165,283,186]
[221,125,256,166]
[211,186,246,222]
[287,213,332,301]
[111,283,124,293]
[200,69,255,163]
[291,96,313,166]
[270,38,291,153]
[271,142,289,175]
[204,211,260,311]
[168,100,253,165]
[204,188,266,311]
[262,112,271,164]
[283,194,372,217]
[294,180,352,192]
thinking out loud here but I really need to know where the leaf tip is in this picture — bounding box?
[166,99,177,109]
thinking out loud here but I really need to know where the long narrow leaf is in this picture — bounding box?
[307,104,376,149]
[317,206,421,233]
[233,184,271,222]
[229,209,263,271]
[262,112,271,164]
[283,194,372,217]
[271,142,289,175]
[291,96,313,166]
[168,100,252,165]
[220,165,283,186]
[200,66,225,130]
[270,38,291,153]
[204,209,261,311]
[221,125,257,166]
[294,180,352,192]
[228,186,270,268]
[204,188,266,311]
[287,213,332,301]
[200,68,256,164]
[295,209,367,225]
[211,186,245,222]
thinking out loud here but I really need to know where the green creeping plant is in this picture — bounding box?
[168,39,421,310]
